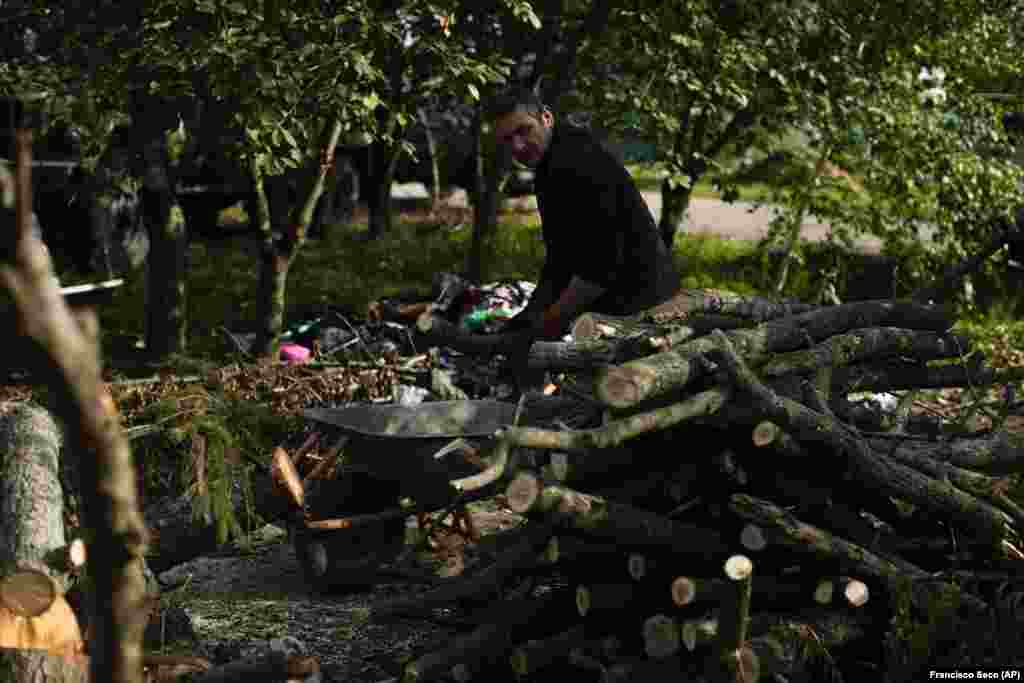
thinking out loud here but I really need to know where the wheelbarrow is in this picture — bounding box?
[289,400,520,592]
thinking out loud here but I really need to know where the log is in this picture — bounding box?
[642,614,680,659]
[506,473,732,562]
[193,652,319,682]
[570,312,663,342]
[867,431,1024,475]
[729,494,988,613]
[757,328,967,379]
[0,650,89,683]
[834,360,1024,394]
[751,421,808,458]
[401,588,577,683]
[0,571,84,660]
[596,299,952,409]
[709,330,1015,547]
[269,447,305,515]
[417,312,661,369]
[497,387,730,453]
[644,288,818,326]
[509,625,588,678]
[0,403,69,592]
[671,573,822,610]
[706,555,754,682]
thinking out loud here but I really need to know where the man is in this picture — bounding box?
[491,87,680,341]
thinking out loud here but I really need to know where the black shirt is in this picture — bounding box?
[533,123,680,316]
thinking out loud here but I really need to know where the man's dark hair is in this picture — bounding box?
[488,86,548,120]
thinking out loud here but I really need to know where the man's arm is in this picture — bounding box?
[537,275,607,339]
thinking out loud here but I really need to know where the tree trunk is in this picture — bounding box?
[0,651,89,683]
[365,139,401,241]
[658,178,691,251]
[141,140,188,359]
[0,403,69,593]
[466,109,503,285]
[772,206,807,296]
[417,107,441,214]
[251,121,344,357]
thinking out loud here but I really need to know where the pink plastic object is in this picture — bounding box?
[280,343,312,363]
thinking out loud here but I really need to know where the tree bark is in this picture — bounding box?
[710,330,1014,547]
[644,288,818,326]
[658,179,691,251]
[498,387,729,453]
[466,108,503,285]
[141,139,188,359]
[365,138,401,241]
[728,494,988,613]
[0,650,89,683]
[0,404,69,594]
[252,120,344,356]
[866,431,1024,475]
[506,473,731,562]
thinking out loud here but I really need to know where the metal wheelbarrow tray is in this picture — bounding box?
[295,400,518,592]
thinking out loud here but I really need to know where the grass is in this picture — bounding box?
[88,174,1024,365]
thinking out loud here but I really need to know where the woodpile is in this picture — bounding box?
[378,288,1024,681]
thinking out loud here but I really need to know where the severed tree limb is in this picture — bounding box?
[597,299,953,409]
[751,421,808,458]
[757,328,968,378]
[706,555,756,683]
[708,329,1015,547]
[505,472,731,561]
[509,625,588,678]
[729,494,989,613]
[644,288,819,326]
[876,444,1024,528]
[416,312,660,369]
[835,360,1024,394]
[5,122,149,683]
[497,387,729,453]
[401,587,577,683]
[866,432,1024,475]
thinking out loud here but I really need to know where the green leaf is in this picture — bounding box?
[467,83,480,101]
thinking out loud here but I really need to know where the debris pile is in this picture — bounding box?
[332,288,1024,681]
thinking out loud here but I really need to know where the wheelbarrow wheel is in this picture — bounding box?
[295,469,407,593]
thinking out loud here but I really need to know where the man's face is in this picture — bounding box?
[494,107,553,168]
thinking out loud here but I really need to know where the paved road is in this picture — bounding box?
[393,183,883,252]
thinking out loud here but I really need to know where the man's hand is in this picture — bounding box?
[537,276,607,340]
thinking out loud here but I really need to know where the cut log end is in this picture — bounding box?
[740,524,767,552]
[752,421,780,448]
[68,539,86,570]
[0,569,57,618]
[506,472,543,514]
[415,313,436,334]
[595,366,653,408]
[642,614,680,659]
[814,580,834,605]
[627,554,646,581]
[575,585,591,617]
[671,577,697,607]
[843,579,870,607]
[271,446,305,512]
[724,554,754,581]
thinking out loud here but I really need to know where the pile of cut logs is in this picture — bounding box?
[369,288,1024,682]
